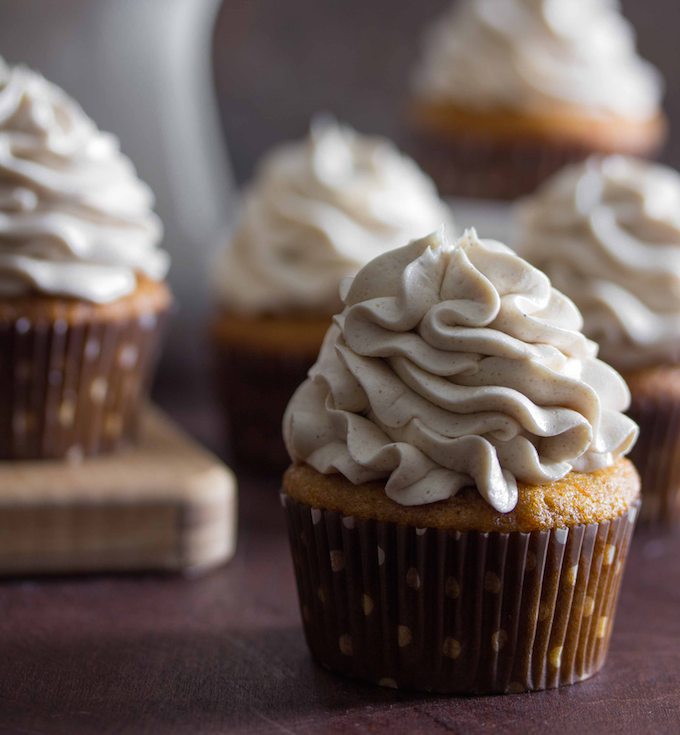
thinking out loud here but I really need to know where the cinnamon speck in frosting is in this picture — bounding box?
[518,156,680,370]
[214,117,452,314]
[0,57,168,303]
[284,229,637,512]
[413,0,662,120]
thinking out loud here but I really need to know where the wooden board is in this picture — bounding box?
[0,407,237,575]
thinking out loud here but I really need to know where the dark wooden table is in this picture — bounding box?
[0,394,678,735]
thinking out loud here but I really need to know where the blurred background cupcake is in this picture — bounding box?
[212,117,452,469]
[408,0,666,200]
[517,155,680,526]
[0,58,171,460]
[282,229,639,693]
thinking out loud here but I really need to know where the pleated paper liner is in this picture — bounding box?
[214,345,316,470]
[283,493,640,694]
[408,129,595,201]
[0,305,169,460]
[627,387,680,527]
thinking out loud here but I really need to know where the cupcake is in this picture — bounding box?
[0,59,171,460]
[212,118,452,469]
[518,155,680,525]
[409,0,666,200]
[282,229,639,694]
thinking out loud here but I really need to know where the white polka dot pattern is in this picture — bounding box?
[283,494,639,693]
[0,306,168,459]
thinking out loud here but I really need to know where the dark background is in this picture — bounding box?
[1,6,680,733]
[213,0,680,184]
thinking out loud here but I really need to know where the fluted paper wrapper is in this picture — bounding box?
[283,493,639,694]
[410,130,595,200]
[215,346,315,470]
[0,309,168,460]
[627,390,680,526]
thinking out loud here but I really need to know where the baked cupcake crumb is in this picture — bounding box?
[284,459,639,533]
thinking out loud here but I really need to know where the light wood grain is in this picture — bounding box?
[0,407,237,575]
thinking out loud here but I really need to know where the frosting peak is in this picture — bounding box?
[0,59,168,303]
[215,118,452,314]
[413,0,662,120]
[518,156,680,371]
[284,229,637,512]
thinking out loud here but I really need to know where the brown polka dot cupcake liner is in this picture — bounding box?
[214,346,315,471]
[626,389,680,527]
[282,493,639,694]
[0,308,169,460]
[408,130,598,201]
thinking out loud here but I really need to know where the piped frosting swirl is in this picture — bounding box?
[413,0,662,121]
[518,155,680,371]
[284,229,637,512]
[0,58,168,303]
[215,118,452,314]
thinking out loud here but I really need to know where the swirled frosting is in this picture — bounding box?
[518,156,680,371]
[215,119,452,314]
[284,229,637,512]
[0,58,168,303]
[413,0,662,121]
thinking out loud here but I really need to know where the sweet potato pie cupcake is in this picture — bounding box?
[409,0,666,199]
[518,156,680,526]
[0,58,171,460]
[282,229,639,694]
[213,118,451,468]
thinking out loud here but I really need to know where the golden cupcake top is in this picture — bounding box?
[283,459,639,532]
[284,229,637,512]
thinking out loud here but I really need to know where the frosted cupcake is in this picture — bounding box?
[212,118,451,469]
[518,155,680,525]
[282,229,639,694]
[0,59,171,460]
[409,0,666,199]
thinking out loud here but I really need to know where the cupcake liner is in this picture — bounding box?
[627,388,680,526]
[0,308,168,460]
[409,129,603,200]
[282,492,639,694]
[214,345,315,470]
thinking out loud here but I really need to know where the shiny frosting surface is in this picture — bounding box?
[0,58,167,303]
[519,156,680,371]
[414,0,662,120]
[284,229,636,512]
[215,119,452,313]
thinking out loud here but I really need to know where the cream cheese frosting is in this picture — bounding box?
[215,118,453,314]
[0,58,168,303]
[518,156,680,371]
[413,0,662,121]
[284,229,636,512]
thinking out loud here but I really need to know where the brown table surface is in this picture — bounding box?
[0,397,678,735]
